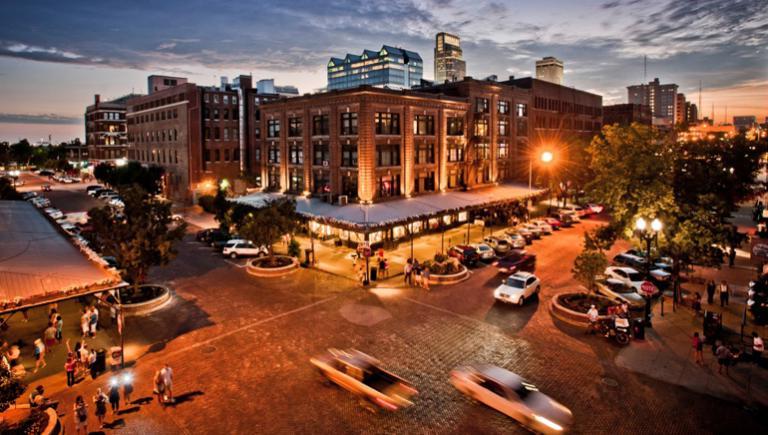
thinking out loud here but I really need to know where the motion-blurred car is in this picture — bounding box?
[311,348,418,411]
[86,185,103,195]
[494,251,536,275]
[448,245,480,266]
[450,364,573,434]
[493,272,541,306]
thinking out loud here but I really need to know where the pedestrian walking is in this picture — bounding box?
[718,280,730,307]
[153,369,166,405]
[378,257,386,278]
[108,380,121,413]
[382,258,389,278]
[160,363,174,402]
[753,331,764,365]
[33,338,46,373]
[65,353,77,387]
[422,267,431,291]
[692,332,704,365]
[692,292,702,316]
[706,280,716,305]
[74,395,89,435]
[404,260,413,285]
[413,262,422,288]
[716,342,733,375]
[586,305,599,334]
[55,315,63,341]
[43,322,57,348]
[122,372,134,405]
[728,247,736,267]
[89,348,98,379]
[93,388,108,428]
[89,305,99,337]
[80,308,91,338]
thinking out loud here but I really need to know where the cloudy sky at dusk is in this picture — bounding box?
[0,0,765,142]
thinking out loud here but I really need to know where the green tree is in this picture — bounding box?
[237,198,298,263]
[0,362,25,412]
[213,186,230,231]
[10,139,33,167]
[0,142,10,167]
[88,186,186,292]
[93,161,164,195]
[572,249,608,293]
[0,178,21,200]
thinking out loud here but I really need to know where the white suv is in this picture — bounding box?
[222,239,269,259]
[493,271,541,306]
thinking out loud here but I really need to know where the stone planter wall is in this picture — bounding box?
[549,292,614,327]
[427,265,469,286]
[97,285,172,317]
[42,408,61,435]
[247,256,300,278]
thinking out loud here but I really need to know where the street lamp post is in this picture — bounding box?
[635,217,662,327]
[360,202,371,286]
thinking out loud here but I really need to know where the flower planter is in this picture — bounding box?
[246,255,300,278]
[549,292,615,327]
[96,284,172,317]
[427,265,469,286]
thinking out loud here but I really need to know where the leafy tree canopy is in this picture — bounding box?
[237,197,298,259]
[94,161,164,195]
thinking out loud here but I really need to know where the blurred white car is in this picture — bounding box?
[451,364,573,434]
[483,236,511,255]
[222,239,269,258]
[530,220,553,234]
[471,243,496,260]
[493,272,541,306]
[44,207,64,220]
[501,233,527,249]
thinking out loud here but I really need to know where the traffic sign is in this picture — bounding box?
[640,281,656,295]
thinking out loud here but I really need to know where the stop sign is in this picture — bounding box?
[641,281,656,295]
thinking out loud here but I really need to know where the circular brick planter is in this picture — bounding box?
[99,285,172,316]
[247,256,300,277]
[42,408,61,435]
[427,265,469,286]
[549,292,614,327]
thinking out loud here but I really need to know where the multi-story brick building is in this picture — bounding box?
[603,103,652,127]
[85,94,141,161]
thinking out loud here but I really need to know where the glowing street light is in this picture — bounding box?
[541,151,554,163]
[528,149,555,191]
[115,157,128,167]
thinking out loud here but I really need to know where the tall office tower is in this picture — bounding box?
[327,45,423,90]
[434,32,466,83]
[627,78,678,128]
[675,93,686,125]
[535,57,564,85]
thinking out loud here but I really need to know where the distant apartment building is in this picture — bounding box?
[85,93,142,161]
[685,102,698,125]
[675,93,687,125]
[126,75,282,202]
[256,79,299,98]
[603,104,651,126]
[535,57,564,86]
[147,75,187,94]
[327,45,423,91]
[627,78,678,128]
[733,115,757,131]
[434,32,466,83]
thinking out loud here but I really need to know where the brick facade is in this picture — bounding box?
[85,94,141,161]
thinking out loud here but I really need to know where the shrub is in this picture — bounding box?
[434,253,448,263]
[288,237,301,258]
[198,195,216,213]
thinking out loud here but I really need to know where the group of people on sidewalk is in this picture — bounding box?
[704,279,732,307]
[404,258,431,291]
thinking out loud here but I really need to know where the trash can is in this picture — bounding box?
[632,318,645,340]
[95,348,107,373]
[370,266,378,281]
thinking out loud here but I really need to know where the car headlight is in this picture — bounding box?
[534,415,563,432]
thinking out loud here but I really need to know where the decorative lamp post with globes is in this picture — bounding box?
[635,216,662,326]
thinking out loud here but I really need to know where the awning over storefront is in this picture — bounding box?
[0,201,125,314]
[234,183,544,230]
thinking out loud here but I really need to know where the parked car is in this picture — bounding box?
[561,204,589,218]
[41,184,52,192]
[494,251,536,275]
[613,252,647,270]
[31,197,51,208]
[21,191,37,200]
[530,220,553,235]
[471,243,497,261]
[44,207,64,220]
[86,185,103,195]
[310,348,418,411]
[585,203,604,215]
[60,222,80,236]
[37,169,54,176]
[483,236,511,255]
[108,198,125,208]
[448,245,480,266]
[519,223,542,239]
[211,232,236,250]
[196,228,224,243]
[595,278,645,308]
[543,217,561,230]
[508,228,533,244]
[221,239,269,259]
[550,212,574,227]
[451,364,573,434]
[91,188,111,198]
[560,210,581,223]
[604,266,659,296]
[493,271,541,306]
[96,189,117,199]
[614,252,671,285]
[501,233,527,249]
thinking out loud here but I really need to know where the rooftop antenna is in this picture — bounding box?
[698,80,702,121]
[643,55,647,83]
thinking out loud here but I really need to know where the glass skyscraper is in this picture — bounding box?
[327,45,423,91]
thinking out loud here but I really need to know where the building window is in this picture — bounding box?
[376,144,400,167]
[268,143,280,163]
[447,143,465,162]
[213,109,220,120]
[313,170,331,195]
[499,120,509,136]
[415,143,434,164]
[223,128,229,140]
[313,142,330,166]
[312,115,329,136]
[223,95,229,104]
[289,142,303,165]
[213,94,219,103]
[516,118,528,136]
[413,115,434,135]
[414,172,436,193]
[516,103,528,117]
[448,168,465,188]
[475,143,490,160]
[224,148,230,161]
[203,149,211,162]
[340,112,358,135]
[254,147,261,162]
[499,142,509,159]
[214,149,221,162]
[341,143,358,167]
[267,120,280,138]
[204,94,209,103]
[234,148,240,161]
[498,100,509,114]
[341,172,358,200]
[214,127,220,140]
[474,119,489,137]
[476,98,489,113]
[288,168,303,193]
[288,117,303,137]
[268,166,280,190]
[223,109,229,120]
[375,113,400,135]
[378,174,400,198]
[447,117,464,136]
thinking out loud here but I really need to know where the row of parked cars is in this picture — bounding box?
[593,250,673,308]
[86,184,124,208]
[23,191,89,243]
[195,228,269,258]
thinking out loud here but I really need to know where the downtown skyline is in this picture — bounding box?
[0,0,766,142]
